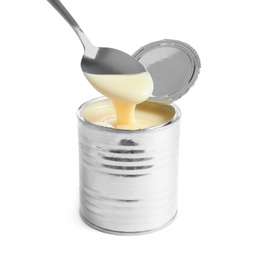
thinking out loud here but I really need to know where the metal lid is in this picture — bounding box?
[133,39,201,103]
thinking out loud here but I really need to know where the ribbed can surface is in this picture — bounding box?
[77,98,181,235]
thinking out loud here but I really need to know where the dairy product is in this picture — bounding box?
[84,72,154,128]
[82,98,174,130]
[84,73,153,104]
[84,72,173,130]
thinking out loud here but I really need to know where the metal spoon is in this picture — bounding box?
[47,0,146,75]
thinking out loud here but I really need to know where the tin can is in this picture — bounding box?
[77,97,181,235]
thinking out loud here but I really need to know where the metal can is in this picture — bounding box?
[78,97,181,235]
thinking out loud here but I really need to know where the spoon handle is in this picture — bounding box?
[47,0,98,57]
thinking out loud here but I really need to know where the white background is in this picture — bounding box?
[0,0,259,259]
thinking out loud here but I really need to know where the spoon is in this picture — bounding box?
[47,0,146,75]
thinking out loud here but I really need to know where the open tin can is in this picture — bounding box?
[77,39,201,235]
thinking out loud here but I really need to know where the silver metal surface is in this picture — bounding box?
[133,39,201,103]
[80,210,178,236]
[47,0,146,74]
[77,98,181,235]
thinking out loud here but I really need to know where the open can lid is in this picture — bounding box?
[133,39,201,103]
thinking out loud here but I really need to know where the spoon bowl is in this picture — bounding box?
[47,0,146,75]
[81,47,146,75]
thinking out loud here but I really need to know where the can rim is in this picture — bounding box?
[77,97,181,133]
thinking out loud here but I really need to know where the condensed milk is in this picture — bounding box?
[84,72,155,129]
[81,98,175,130]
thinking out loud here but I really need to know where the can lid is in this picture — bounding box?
[133,39,201,103]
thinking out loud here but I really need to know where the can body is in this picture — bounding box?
[77,98,181,235]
